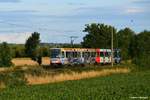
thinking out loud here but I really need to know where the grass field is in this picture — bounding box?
[25,68,130,85]
[0,58,149,99]
[0,69,149,100]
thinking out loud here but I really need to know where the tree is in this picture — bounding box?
[81,23,117,48]
[133,30,150,67]
[25,32,41,65]
[40,46,50,57]
[136,30,150,55]
[0,42,12,67]
[117,28,135,60]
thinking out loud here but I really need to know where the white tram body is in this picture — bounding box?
[50,48,113,65]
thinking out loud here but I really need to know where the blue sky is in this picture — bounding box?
[0,0,149,43]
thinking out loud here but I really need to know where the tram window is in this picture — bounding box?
[82,52,84,57]
[62,51,65,58]
[100,52,104,57]
[105,52,108,57]
[66,52,73,58]
[66,52,69,58]
[83,52,86,57]
[73,52,75,57]
[108,52,111,56]
[94,52,96,57]
[87,52,91,57]
[114,51,117,57]
[114,51,121,57]
[83,52,85,57]
[77,52,81,58]
[73,52,78,58]
[83,52,90,58]
[88,52,91,57]
[91,52,96,57]
[50,49,61,58]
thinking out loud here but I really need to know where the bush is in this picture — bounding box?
[133,54,150,68]
[0,42,12,67]
[0,70,27,88]
[132,30,150,68]
[40,46,50,57]
[11,46,26,58]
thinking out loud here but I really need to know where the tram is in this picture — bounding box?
[50,48,115,65]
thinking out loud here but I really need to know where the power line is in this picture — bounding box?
[70,36,78,47]
[111,27,114,67]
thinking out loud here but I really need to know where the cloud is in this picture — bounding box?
[72,6,123,19]
[68,2,85,6]
[74,5,148,18]
[4,10,37,13]
[0,0,20,3]
[124,7,144,14]
[0,10,38,15]
[0,32,32,44]
[0,0,149,43]
[132,0,150,4]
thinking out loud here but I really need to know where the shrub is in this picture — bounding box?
[133,54,150,68]
[0,70,27,88]
[132,30,150,69]
[11,46,26,58]
[0,42,12,67]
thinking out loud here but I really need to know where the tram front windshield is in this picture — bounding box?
[114,50,121,57]
[50,49,61,58]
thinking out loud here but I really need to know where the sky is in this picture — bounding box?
[0,0,149,44]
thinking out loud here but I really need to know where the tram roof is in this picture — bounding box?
[50,48,111,52]
[61,48,96,52]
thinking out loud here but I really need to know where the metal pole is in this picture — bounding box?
[70,36,78,48]
[111,27,114,67]
[70,36,73,47]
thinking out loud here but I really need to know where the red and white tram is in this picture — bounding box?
[50,48,112,65]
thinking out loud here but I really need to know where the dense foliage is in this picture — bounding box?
[10,44,50,58]
[40,46,50,57]
[133,30,150,67]
[82,23,117,48]
[0,42,12,67]
[25,32,41,65]
[11,44,26,58]
[82,23,150,67]
[0,70,149,100]
[117,28,135,60]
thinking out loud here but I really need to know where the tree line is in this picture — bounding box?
[0,23,149,67]
[82,23,150,67]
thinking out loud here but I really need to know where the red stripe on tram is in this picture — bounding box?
[96,49,100,63]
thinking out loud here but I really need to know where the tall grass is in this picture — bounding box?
[0,70,149,100]
[0,82,5,89]
[0,63,132,88]
[25,68,130,85]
